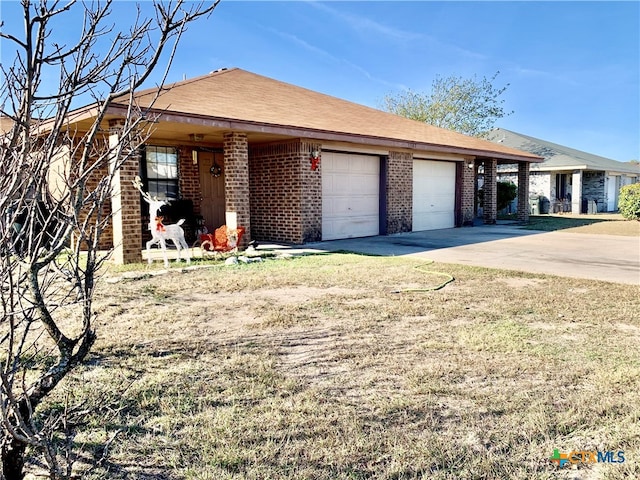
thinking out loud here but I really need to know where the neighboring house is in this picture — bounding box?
[12,68,542,264]
[488,128,639,214]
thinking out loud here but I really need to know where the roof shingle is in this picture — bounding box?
[118,68,541,162]
[488,128,640,174]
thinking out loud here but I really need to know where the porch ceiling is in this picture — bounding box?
[97,106,541,163]
[65,110,296,145]
[126,116,297,145]
[59,103,542,164]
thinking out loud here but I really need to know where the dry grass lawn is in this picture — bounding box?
[522,214,639,236]
[30,253,640,479]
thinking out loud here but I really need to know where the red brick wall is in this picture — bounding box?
[69,141,114,251]
[300,141,322,242]
[223,132,251,246]
[460,160,475,225]
[84,163,114,251]
[249,140,322,244]
[517,162,530,222]
[483,158,497,224]
[115,154,142,263]
[179,146,201,216]
[386,151,413,234]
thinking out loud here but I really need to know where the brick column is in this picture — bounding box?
[517,162,530,222]
[109,119,142,264]
[571,170,583,214]
[223,132,251,246]
[301,142,322,242]
[460,159,475,226]
[474,163,480,219]
[386,151,413,234]
[483,158,497,224]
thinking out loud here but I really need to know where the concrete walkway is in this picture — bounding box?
[300,225,640,285]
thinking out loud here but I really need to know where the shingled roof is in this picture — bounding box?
[112,68,541,163]
[488,128,640,174]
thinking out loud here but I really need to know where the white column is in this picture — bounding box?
[571,170,583,214]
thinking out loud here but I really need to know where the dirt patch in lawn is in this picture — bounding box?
[34,253,640,480]
[497,277,547,288]
[253,286,360,304]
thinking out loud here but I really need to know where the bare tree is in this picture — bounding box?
[0,0,219,477]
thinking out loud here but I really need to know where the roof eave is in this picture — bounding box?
[106,104,542,163]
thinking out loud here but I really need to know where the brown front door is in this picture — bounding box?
[198,151,226,233]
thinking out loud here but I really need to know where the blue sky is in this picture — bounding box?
[1,1,638,161]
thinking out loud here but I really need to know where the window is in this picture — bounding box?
[143,146,179,200]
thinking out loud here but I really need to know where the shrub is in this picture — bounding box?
[618,183,640,220]
[477,181,518,211]
[497,181,518,211]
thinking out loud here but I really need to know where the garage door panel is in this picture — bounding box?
[333,176,358,193]
[415,201,452,214]
[353,157,379,174]
[323,215,378,239]
[329,174,378,195]
[323,155,340,172]
[415,193,455,212]
[321,198,335,216]
[322,152,380,240]
[349,180,378,196]
[323,196,377,217]
[416,212,454,230]
[322,175,334,194]
[413,160,456,231]
[322,196,350,215]
[348,195,378,215]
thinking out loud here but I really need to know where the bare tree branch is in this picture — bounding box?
[0,0,220,476]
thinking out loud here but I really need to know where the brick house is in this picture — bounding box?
[488,128,640,214]
[62,68,542,264]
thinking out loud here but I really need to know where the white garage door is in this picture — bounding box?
[413,159,456,231]
[322,152,380,240]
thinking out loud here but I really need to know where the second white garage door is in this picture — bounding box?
[413,159,456,231]
[322,152,379,240]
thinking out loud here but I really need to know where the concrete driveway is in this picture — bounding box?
[302,224,640,285]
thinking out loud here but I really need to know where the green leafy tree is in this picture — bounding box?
[618,183,640,221]
[381,72,513,138]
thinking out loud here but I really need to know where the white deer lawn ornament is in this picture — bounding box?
[133,176,191,268]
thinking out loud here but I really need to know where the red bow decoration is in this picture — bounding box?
[310,153,321,171]
[155,216,166,232]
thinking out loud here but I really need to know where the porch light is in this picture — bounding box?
[192,149,198,165]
